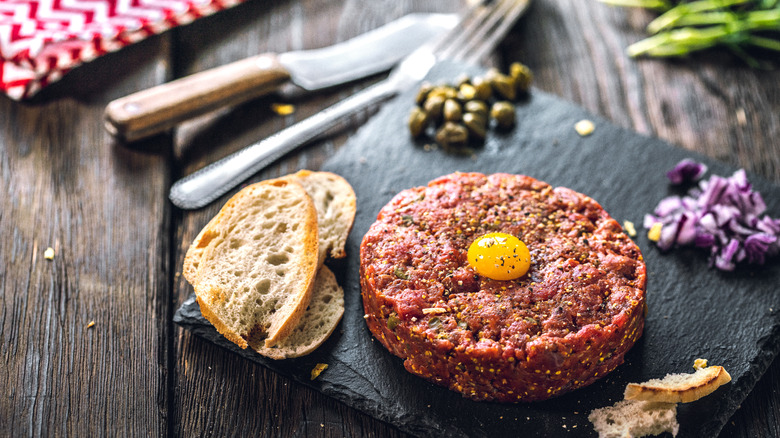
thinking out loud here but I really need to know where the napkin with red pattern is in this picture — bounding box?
[0,0,245,100]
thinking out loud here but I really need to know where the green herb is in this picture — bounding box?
[388,313,400,331]
[394,267,409,280]
[600,0,780,67]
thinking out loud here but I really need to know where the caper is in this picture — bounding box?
[408,61,533,150]
[457,83,477,101]
[435,122,469,149]
[491,101,516,129]
[428,85,458,101]
[414,82,433,105]
[489,72,517,101]
[471,77,493,101]
[443,99,462,122]
[463,100,489,119]
[408,106,430,138]
[510,62,533,94]
[463,112,487,140]
[423,94,445,122]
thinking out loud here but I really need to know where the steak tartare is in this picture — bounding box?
[360,172,646,402]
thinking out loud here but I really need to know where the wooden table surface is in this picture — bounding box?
[2,0,779,436]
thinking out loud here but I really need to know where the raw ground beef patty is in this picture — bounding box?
[360,172,646,402]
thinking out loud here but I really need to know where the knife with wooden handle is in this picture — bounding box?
[104,13,458,142]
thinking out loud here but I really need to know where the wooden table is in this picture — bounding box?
[2,0,778,436]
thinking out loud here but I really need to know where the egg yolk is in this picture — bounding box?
[467,232,531,280]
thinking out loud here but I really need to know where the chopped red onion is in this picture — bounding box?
[645,164,780,271]
[666,159,708,185]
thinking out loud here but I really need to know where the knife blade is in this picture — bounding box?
[169,0,532,210]
[103,13,458,142]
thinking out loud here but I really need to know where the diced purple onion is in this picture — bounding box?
[646,163,780,271]
[666,159,708,185]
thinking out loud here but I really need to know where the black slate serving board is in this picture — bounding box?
[174,61,780,437]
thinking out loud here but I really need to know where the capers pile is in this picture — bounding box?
[409,62,533,151]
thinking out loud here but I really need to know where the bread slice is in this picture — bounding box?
[284,170,356,265]
[183,213,220,282]
[183,178,320,349]
[589,400,679,438]
[253,265,344,359]
[624,365,732,404]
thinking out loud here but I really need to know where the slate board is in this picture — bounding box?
[174,61,780,437]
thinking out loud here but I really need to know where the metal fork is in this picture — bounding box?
[169,0,532,210]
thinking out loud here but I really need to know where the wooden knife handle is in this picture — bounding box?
[104,53,292,142]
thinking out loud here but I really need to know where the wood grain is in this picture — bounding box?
[510,1,780,184]
[0,36,173,435]
[2,0,779,436]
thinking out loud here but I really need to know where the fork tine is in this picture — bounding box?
[444,0,514,62]
[462,0,530,64]
[433,1,493,60]
[437,0,531,65]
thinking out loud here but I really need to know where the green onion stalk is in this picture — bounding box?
[599,0,780,67]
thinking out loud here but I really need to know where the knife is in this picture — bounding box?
[169,0,531,210]
[103,13,458,142]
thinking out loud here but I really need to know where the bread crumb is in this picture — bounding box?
[589,400,678,438]
[310,363,328,380]
[44,247,55,260]
[736,108,747,126]
[574,119,595,136]
[693,358,708,370]
[625,364,731,403]
[623,220,637,237]
[647,223,662,242]
[271,103,295,116]
[87,321,96,328]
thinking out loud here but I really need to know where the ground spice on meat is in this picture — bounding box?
[360,172,646,402]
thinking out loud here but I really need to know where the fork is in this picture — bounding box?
[169,0,532,210]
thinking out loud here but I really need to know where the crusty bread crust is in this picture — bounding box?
[196,295,248,349]
[183,214,220,284]
[284,170,356,265]
[624,365,732,404]
[253,265,345,359]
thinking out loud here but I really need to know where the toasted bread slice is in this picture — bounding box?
[624,365,732,404]
[589,400,679,438]
[284,170,356,265]
[253,265,344,359]
[183,178,319,349]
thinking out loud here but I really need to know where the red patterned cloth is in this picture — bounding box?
[0,0,245,100]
